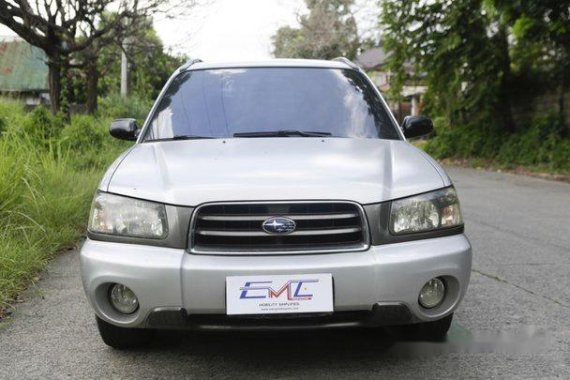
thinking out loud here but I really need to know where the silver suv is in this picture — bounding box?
[81,58,471,348]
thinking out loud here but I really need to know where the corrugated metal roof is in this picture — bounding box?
[0,36,48,92]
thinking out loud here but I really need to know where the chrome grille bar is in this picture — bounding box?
[196,227,361,237]
[198,212,359,221]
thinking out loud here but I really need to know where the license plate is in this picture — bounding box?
[226,273,333,315]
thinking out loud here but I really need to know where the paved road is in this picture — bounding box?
[1,167,569,379]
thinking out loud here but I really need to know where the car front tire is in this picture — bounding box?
[416,313,453,341]
[393,313,453,341]
[96,316,155,349]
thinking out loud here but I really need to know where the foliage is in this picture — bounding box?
[496,0,570,126]
[0,99,130,313]
[272,27,306,59]
[498,0,570,72]
[61,115,130,171]
[381,0,569,131]
[0,0,175,114]
[381,0,517,131]
[18,107,64,143]
[381,0,570,170]
[424,113,570,172]
[0,1,196,114]
[98,94,152,124]
[0,98,24,134]
[273,0,360,59]
[61,16,185,114]
[61,116,106,151]
[72,17,186,105]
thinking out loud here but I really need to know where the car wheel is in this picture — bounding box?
[392,313,453,342]
[96,316,155,349]
[416,313,453,341]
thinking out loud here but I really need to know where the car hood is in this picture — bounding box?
[103,138,449,206]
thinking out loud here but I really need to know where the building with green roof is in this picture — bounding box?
[0,36,49,105]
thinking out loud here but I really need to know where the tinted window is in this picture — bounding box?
[144,68,400,141]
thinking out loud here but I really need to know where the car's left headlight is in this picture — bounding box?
[390,187,463,235]
[88,192,168,239]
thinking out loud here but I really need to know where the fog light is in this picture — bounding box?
[419,278,445,309]
[109,284,139,314]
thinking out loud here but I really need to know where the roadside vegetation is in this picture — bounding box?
[424,114,570,175]
[0,98,143,318]
[0,6,179,319]
[380,1,569,175]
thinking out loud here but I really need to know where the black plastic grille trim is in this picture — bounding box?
[190,202,368,254]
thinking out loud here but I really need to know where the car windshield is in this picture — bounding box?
[143,67,400,141]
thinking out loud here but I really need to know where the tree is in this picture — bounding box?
[67,15,185,113]
[0,0,193,114]
[381,0,517,132]
[272,26,306,59]
[494,0,570,127]
[381,0,570,133]
[75,17,185,111]
[273,0,360,60]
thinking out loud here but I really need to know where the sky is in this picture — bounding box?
[154,0,305,61]
[0,0,379,61]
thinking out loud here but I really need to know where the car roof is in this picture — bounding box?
[184,58,355,71]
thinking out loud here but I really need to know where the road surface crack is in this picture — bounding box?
[472,268,570,310]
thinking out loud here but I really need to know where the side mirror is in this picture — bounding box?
[110,119,139,141]
[402,116,434,139]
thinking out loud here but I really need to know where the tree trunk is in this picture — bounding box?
[557,52,567,133]
[86,62,99,114]
[496,25,516,133]
[559,80,566,132]
[60,63,71,121]
[48,59,61,115]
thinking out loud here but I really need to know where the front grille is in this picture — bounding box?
[190,202,368,254]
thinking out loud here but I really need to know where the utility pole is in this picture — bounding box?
[120,38,129,98]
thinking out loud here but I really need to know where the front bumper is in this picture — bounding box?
[80,234,472,329]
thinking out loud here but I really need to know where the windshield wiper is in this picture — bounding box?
[172,135,216,140]
[149,135,216,142]
[233,130,333,138]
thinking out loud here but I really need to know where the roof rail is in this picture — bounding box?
[180,58,203,71]
[332,57,359,69]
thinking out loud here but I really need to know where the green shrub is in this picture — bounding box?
[61,115,107,150]
[424,112,569,172]
[98,94,152,124]
[14,106,64,146]
[18,148,99,250]
[61,115,129,171]
[0,98,25,136]
[495,114,570,171]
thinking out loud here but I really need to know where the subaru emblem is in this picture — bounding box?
[262,217,296,234]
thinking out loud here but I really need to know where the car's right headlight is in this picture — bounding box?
[88,192,168,239]
[390,187,463,235]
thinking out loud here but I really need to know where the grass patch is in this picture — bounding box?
[0,99,133,317]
